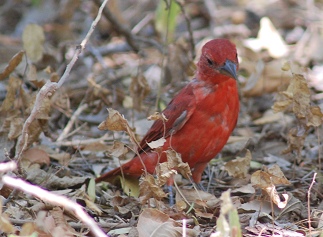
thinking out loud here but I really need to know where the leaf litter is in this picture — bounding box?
[0,1,322,236]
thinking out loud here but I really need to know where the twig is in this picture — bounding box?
[2,176,108,237]
[57,103,89,141]
[175,0,195,59]
[93,0,140,52]
[0,161,17,173]
[93,0,164,54]
[307,172,317,236]
[15,0,109,160]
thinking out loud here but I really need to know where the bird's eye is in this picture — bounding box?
[206,58,213,65]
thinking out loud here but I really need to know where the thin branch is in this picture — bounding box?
[175,0,195,59]
[15,0,110,160]
[0,161,17,173]
[93,0,164,54]
[93,0,140,52]
[57,103,89,141]
[2,176,108,237]
[307,172,317,236]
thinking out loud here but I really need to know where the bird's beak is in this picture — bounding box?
[219,59,238,80]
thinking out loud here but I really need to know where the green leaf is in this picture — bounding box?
[155,0,180,42]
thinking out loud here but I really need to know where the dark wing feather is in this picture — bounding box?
[138,83,196,153]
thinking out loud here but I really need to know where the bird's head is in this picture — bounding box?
[197,39,239,84]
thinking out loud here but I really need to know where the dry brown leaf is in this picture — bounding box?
[130,74,150,111]
[155,162,177,186]
[165,149,191,179]
[137,208,182,237]
[21,222,51,237]
[0,213,15,233]
[224,150,251,178]
[265,185,289,208]
[81,141,110,152]
[22,147,50,166]
[27,63,45,88]
[8,117,24,140]
[245,223,304,237]
[0,76,22,112]
[272,73,323,155]
[147,112,168,121]
[98,108,138,144]
[251,164,290,189]
[175,188,220,209]
[50,207,80,237]
[273,74,323,127]
[106,140,128,158]
[195,209,214,219]
[251,165,290,208]
[49,152,71,166]
[139,174,167,204]
[242,59,291,97]
[253,110,284,125]
[0,50,24,81]
[22,24,45,62]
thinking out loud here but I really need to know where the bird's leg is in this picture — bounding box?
[166,185,175,206]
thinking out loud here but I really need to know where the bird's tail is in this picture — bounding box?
[95,167,122,183]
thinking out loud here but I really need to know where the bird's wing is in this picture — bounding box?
[138,83,196,153]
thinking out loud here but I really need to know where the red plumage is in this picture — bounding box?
[96,39,239,184]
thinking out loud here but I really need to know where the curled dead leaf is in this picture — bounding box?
[251,165,290,208]
[98,108,138,145]
[265,185,289,209]
[22,148,50,166]
[273,74,323,127]
[165,149,192,179]
[147,112,168,121]
[224,150,251,178]
[0,76,22,112]
[0,50,24,81]
[98,108,128,131]
[147,137,166,149]
[251,164,290,189]
[139,174,167,204]
[130,75,150,111]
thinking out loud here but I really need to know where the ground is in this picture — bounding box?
[0,0,322,236]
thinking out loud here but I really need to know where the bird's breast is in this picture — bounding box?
[165,79,239,165]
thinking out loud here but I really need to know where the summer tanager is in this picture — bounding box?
[96,39,239,184]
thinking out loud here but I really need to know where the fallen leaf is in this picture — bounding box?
[175,188,220,209]
[224,150,251,178]
[244,17,288,58]
[0,76,22,112]
[147,137,166,149]
[0,50,24,80]
[137,209,183,237]
[22,147,50,166]
[139,174,167,204]
[130,74,150,111]
[22,24,45,62]
[98,108,138,146]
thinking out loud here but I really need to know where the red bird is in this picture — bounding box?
[96,39,239,184]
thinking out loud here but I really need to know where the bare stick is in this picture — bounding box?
[0,161,17,173]
[175,0,195,59]
[93,0,164,53]
[2,176,108,237]
[57,103,89,141]
[307,172,317,236]
[15,0,109,160]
